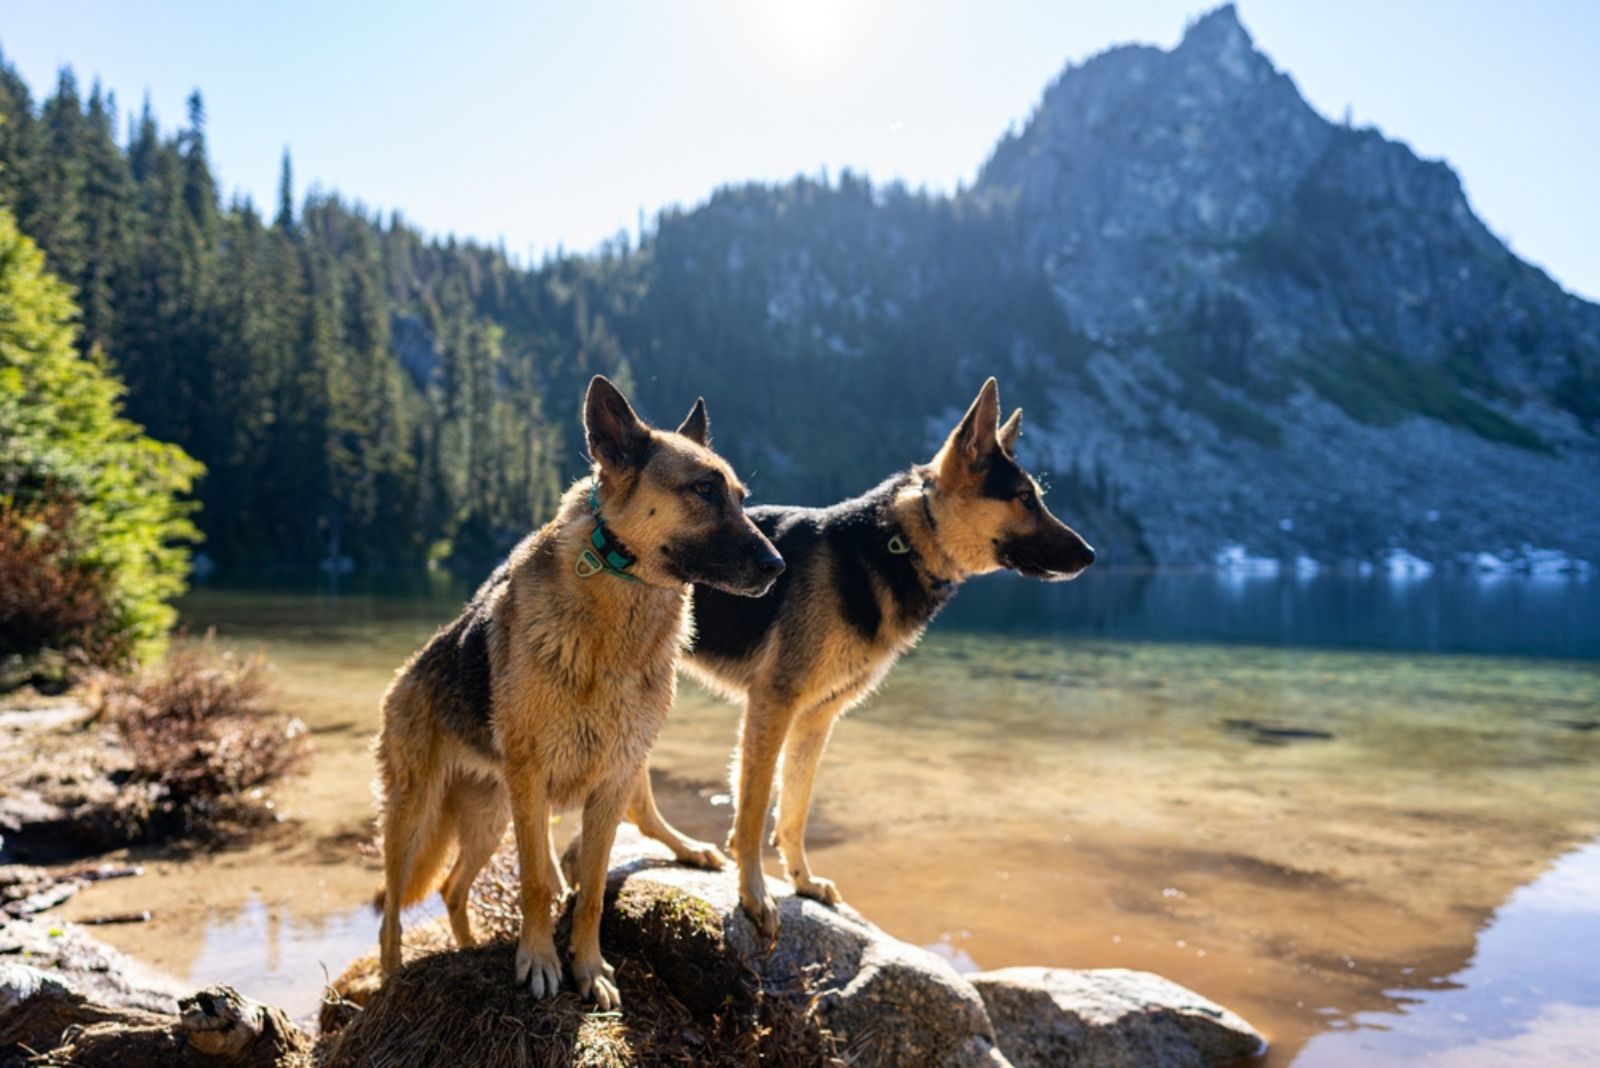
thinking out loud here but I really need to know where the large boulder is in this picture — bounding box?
[970,966,1266,1067]
[322,826,1008,1067]
[588,833,1006,1068]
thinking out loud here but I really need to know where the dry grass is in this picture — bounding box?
[99,635,311,841]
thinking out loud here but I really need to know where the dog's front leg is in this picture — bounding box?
[731,692,799,938]
[570,782,629,1010]
[775,697,847,906]
[505,767,562,997]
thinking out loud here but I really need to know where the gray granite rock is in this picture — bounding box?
[599,827,1011,1067]
[971,966,1265,1068]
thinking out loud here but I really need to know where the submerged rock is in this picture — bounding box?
[971,966,1265,1068]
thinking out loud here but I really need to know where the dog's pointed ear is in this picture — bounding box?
[999,407,1023,454]
[936,378,1001,480]
[675,397,710,446]
[585,376,652,469]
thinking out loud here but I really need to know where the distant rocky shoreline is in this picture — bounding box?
[1212,542,1594,578]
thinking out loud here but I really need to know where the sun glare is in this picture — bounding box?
[762,0,854,73]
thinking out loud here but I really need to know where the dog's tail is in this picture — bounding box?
[371,805,457,914]
[370,850,454,914]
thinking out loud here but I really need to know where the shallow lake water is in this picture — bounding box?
[58,570,1600,1065]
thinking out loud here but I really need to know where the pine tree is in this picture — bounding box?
[275,147,294,231]
[75,84,136,356]
[0,51,38,211]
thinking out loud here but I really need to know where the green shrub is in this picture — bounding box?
[0,207,202,671]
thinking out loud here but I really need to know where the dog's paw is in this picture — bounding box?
[675,838,728,871]
[741,886,781,940]
[514,941,563,999]
[793,872,843,907]
[573,955,621,1011]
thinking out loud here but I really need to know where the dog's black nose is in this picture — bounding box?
[756,552,785,578]
[1081,544,1097,567]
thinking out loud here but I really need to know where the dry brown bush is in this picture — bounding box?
[101,637,311,841]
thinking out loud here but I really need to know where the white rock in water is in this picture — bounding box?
[1385,549,1433,576]
[1214,543,1280,575]
[1521,545,1577,574]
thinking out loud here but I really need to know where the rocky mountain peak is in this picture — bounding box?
[1176,4,1256,71]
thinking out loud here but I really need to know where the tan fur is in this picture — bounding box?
[630,379,1096,935]
[375,379,777,1008]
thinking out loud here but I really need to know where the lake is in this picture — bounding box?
[59,569,1600,1066]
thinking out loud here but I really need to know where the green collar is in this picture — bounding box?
[888,479,939,555]
[575,482,642,583]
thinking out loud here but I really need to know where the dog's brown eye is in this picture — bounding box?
[693,480,715,499]
[1018,490,1036,507]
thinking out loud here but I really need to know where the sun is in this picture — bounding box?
[761,0,854,73]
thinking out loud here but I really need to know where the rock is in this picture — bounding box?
[591,833,1006,1067]
[324,826,1008,1067]
[0,912,183,1013]
[0,964,308,1067]
[0,963,76,1015]
[970,966,1265,1068]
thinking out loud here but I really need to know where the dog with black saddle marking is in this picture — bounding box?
[627,378,1095,935]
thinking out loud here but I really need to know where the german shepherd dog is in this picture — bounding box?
[626,378,1095,935]
[376,376,783,1008]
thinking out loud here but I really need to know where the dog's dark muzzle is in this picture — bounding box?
[998,528,1095,581]
[669,526,784,597]
[732,537,785,596]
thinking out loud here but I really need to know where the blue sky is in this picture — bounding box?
[4,1,1598,299]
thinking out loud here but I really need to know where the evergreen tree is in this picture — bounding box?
[275,147,294,231]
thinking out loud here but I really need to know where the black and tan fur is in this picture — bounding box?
[375,376,783,1007]
[628,379,1095,934]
